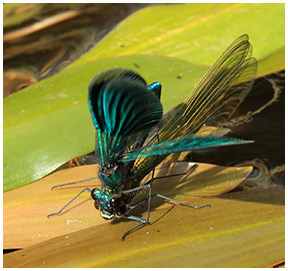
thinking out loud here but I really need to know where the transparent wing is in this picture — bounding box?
[160,34,257,140]
[131,34,257,175]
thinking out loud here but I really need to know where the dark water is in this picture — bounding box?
[3,3,150,97]
[192,71,285,189]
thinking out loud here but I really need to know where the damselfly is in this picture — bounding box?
[49,34,257,240]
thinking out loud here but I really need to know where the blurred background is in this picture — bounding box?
[3,3,150,97]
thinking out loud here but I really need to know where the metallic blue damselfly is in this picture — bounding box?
[49,34,257,240]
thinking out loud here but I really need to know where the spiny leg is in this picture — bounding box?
[120,184,150,197]
[148,163,209,209]
[121,176,210,240]
[139,163,198,208]
[121,220,147,240]
[48,187,92,217]
[121,167,156,212]
[120,163,207,240]
[51,176,98,191]
[121,183,153,240]
[51,176,98,190]
[122,192,210,240]
[121,163,192,239]
[148,163,210,208]
[151,193,211,209]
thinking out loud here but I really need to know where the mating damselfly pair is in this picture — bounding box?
[49,34,257,240]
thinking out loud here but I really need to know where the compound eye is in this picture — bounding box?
[116,203,127,216]
[109,197,121,208]
[91,188,97,200]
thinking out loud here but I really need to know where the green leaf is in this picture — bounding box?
[4,187,284,268]
[4,3,284,191]
[257,46,285,77]
[4,55,207,191]
[68,3,285,75]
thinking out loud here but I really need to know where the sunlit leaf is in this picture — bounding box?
[4,162,252,248]
[4,188,284,268]
[69,3,285,75]
[257,46,285,77]
[4,55,207,191]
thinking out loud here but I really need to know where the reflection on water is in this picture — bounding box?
[3,3,150,97]
[191,71,285,189]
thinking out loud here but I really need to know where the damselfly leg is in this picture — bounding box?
[48,176,98,217]
[121,163,211,240]
[48,187,92,217]
[50,176,98,190]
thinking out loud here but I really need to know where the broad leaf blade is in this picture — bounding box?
[3,55,207,191]
[4,188,284,268]
[4,162,252,248]
[68,3,284,75]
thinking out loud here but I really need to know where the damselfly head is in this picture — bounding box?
[100,210,115,220]
[110,196,127,217]
[90,188,127,220]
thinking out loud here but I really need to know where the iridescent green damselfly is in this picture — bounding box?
[49,34,257,240]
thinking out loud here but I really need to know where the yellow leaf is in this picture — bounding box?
[4,162,252,248]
